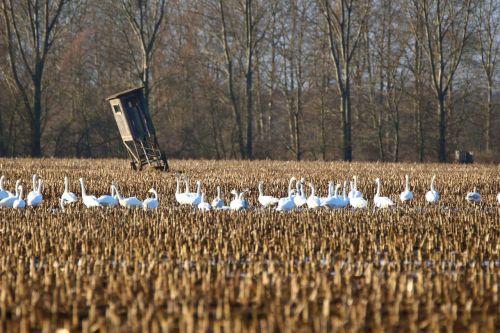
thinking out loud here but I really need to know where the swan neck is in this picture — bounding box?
[258,183,264,196]
[376,179,381,197]
[15,180,21,197]
[32,175,37,191]
[288,179,294,196]
[175,177,180,194]
[309,184,315,196]
[64,177,69,193]
[405,176,410,191]
[80,179,86,197]
[113,186,122,200]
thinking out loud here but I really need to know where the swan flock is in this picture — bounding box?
[0,173,497,212]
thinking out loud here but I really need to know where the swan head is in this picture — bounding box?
[375,178,380,183]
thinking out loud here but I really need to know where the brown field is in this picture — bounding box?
[0,158,499,332]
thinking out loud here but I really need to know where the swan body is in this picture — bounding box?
[306,183,321,209]
[374,178,394,208]
[400,175,414,202]
[350,196,368,209]
[197,193,212,211]
[425,175,440,203]
[13,185,25,209]
[348,176,363,199]
[230,190,249,211]
[97,185,119,207]
[465,188,481,203]
[143,188,159,210]
[79,178,102,208]
[61,176,78,204]
[0,180,21,208]
[0,176,13,200]
[277,177,296,212]
[27,175,43,207]
[258,182,279,207]
[112,184,142,208]
[211,186,225,209]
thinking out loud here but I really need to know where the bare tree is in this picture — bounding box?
[476,0,499,152]
[319,0,370,161]
[218,0,245,158]
[120,0,167,115]
[0,0,69,156]
[411,0,473,162]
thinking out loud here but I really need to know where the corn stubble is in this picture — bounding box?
[0,158,498,332]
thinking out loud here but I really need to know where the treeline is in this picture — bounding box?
[0,0,499,162]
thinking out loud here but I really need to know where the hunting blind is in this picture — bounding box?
[106,87,168,171]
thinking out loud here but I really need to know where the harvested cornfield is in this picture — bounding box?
[0,158,498,332]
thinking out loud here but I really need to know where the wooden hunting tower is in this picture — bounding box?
[106,87,168,171]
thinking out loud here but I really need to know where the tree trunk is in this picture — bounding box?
[438,93,446,162]
[485,79,493,152]
[245,57,253,159]
[341,83,352,161]
[32,74,42,157]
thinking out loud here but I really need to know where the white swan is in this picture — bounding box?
[97,185,118,207]
[374,178,394,208]
[258,182,279,207]
[211,186,225,209]
[230,190,249,211]
[400,175,414,202]
[497,193,500,204]
[348,176,363,199]
[306,183,321,209]
[320,181,333,206]
[79,178,102,208]
[186,180,202,206]
[198,192,212,211]
[277,177,296,212]
[425,175,440,203]
[0,176,13,200]
[337,181,349,208]
[175,174,191,205]
[465,188,481,203]
[112,184,142,208]
[350,196,368,209]
[0,180,21,208]
[13,185,25,209]
[143,188,159,210]
[61,176,78,204]
[27,175,43,207]
[294,178,307,207]
[321,182,341,208]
